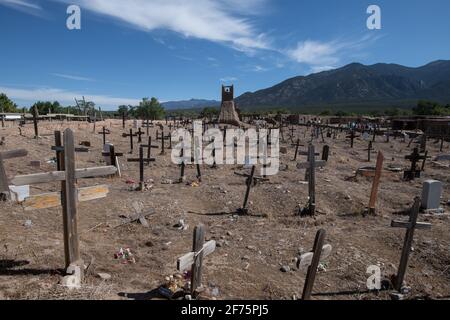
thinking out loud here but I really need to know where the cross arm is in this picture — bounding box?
[177,240,216,272]
[297,160,327,169]
[0,149,28,160]
[11,166,117,186]
[391,220,432,230]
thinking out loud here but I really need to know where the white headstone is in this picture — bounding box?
[133,119,138,129]
[421,180,443,210]
[9,185,30,202]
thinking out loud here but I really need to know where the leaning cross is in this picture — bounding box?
[0,149,28,199]
[177,224,216,296]
[101,144,124,174]
[237,165,257,215]
[11,129,117,271]
[300,229,331,300]
[391,197,431,292]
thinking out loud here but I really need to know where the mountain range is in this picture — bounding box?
[235,60,450,110]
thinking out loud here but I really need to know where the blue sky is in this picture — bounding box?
[0,0,449,110]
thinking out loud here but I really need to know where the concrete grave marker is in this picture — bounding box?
[421,180,443,210]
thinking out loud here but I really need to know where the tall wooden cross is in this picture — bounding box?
[391,197,431,292]
[297,145,326,216]
[97,126,111,146]
[0,149,28,200]
[10,129,117,271]
[177,224,216,296]
[366,151,384,215]
[127,145,155,191]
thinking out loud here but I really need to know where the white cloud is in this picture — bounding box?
[51,73,95,82]
[0,86,140,108]
[287,34,381,70]
[220,77,238,82]
[0,0,41,10]
[55,0,271,52]
[287,40,338,66]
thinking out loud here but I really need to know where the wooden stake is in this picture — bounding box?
[367,152,384,215]
[302,229,326,300]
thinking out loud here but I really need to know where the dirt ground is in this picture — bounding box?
[0,119,449,300]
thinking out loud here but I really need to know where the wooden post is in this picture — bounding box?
[191,224,205,295]
[367,141,373,162]
[302,229,326,300]
[322,145,330,162]
[367,152,384,215]
[32,105,39,139]
[62,129,81,268]
[307,145,316,216]
[293,139,300,161]
[391,197,431,292]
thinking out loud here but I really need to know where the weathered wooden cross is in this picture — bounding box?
[391,197,431,292]
[52,131,89,171]
[114,201,156,228]
[101,144,124,174]
[11,129,117,271]
[366,141,374,162]
[297,145,327,216]
[136,127,144,143]
[237,165,256,215]
[0,149,28,200]
[177,224,216,296]
[142,136,159,165]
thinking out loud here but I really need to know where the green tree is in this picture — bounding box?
[32,101,62,115]
[118,105,129,116]
[0,93,18,112]
[136,97,165,120]
[200,107,219,120]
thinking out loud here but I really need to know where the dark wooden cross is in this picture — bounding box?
[177,224,216,297]
[288,126,296,143]
[101,144,124,172]
[127,145,155,191]
[391,197,431,292]
[0,149,28,200]
[404,148,427,181]
[419,134,427,153]
[97,126,111,146]
[142,136,159,165]
[122,129,137,154]
[297,145,327,216]
[136,127,144,143]
[346,130,359,148]
[11,129,117,271]
[292,139,304,162]
[301,229,331,300]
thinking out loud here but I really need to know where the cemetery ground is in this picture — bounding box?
[0,120,449,300]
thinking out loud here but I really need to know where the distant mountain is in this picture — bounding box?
[235,60,450,110]
[162,99,220,110]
